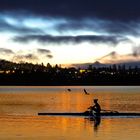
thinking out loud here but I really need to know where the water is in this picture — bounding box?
[0,86,140,140]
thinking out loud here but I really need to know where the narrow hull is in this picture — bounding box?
[38,112,140,117]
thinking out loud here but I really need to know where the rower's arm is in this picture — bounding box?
[88,105,95,109]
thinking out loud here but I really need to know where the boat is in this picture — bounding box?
[38,111,140,117]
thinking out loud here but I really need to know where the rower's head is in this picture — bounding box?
[94,99,98,103]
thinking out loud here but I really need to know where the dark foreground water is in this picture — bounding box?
[0,86,140,140]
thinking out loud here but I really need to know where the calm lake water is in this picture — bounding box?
[0,86,140,140]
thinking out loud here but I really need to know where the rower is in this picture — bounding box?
[88,99,101,117]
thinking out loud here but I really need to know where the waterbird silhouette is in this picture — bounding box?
[83,89,90,95]
[67,88,71,92]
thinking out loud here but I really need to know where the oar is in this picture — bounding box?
[101,109,119,113]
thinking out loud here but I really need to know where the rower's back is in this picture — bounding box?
[93,99,101,115]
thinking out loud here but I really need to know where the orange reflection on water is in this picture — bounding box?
[0,114,140,140]
[57,93,91,112]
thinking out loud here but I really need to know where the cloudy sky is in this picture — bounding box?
[0,0,140,66]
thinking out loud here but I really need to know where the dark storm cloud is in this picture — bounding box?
[1,0,140,45]
[37,49,51,54]
[0,18,43,34]
[132,46,140,57]
[37,48,53,58]
[13,34,127,45]
[24,54,37,59]
[0,0,140,37]
[97,51,117,61]
[1,0,140,22]
[56,19,140,36]
[102,21,140,36]
[12,51,53,63]
[13,54,38,61]
[47,54,53,59]
[0,48,14,54]
[97,47,140,61]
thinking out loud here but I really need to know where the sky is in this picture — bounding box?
[1,0,140,67]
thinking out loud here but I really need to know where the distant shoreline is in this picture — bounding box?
[1,60,140,86]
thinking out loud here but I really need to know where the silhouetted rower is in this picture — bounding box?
[88,99,101,117]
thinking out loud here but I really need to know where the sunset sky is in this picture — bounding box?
[0,0,140,67]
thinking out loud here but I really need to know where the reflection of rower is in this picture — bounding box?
[94,114,101,129]
[88,99,101,117]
